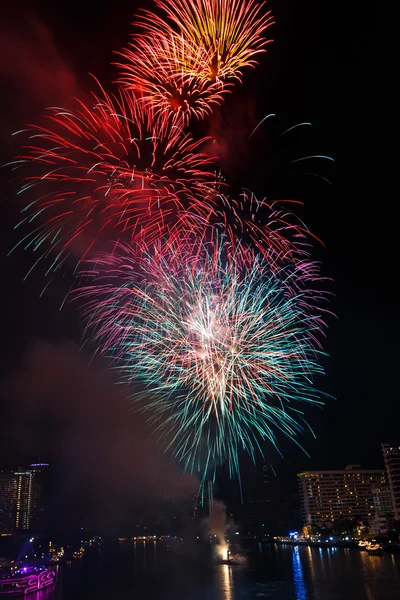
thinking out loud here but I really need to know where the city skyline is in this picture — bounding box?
[2,440,398,537]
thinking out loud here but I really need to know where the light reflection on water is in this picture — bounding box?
[25,542,400,600]
[27,588,56,600]
[282,544,400,600]
[292,546,307,600]
[220,564,234,600]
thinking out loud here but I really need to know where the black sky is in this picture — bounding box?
[0,0,393,493]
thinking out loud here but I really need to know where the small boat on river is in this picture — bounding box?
[0,564,55,596]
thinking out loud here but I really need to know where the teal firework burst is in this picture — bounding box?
[78,237,328,483]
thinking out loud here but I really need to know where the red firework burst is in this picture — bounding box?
[9,78,218,274]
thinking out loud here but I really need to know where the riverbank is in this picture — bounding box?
[273,537,400,554]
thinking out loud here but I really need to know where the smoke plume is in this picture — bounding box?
[203,500,229,560]
[2,340,197,533]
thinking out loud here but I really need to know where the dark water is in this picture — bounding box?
[30,542,400,600]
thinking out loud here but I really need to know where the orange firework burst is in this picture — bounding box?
[139,0,275,83]
[117,30,228,128]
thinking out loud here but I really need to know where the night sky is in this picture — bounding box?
[0,0,392,506]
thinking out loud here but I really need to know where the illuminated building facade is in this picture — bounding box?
[0,471,17,533]
[298,465,386,525]
[0,464,48,532]
[14,471,33,530]
[382,441,400,520]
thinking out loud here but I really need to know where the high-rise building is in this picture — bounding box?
[236,459,271,536]
[0,464,48,533]
[29,463,49,532]
[0,471,17,533]
[207,481,214,516]
[372,486,393,515]
[370,486,394,535]
[381,441,400,521]
[14,470,33,530]
[297,465,386,525]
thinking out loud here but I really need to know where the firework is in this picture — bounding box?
[8,80,216,275]
[117,31,228,128]
[214,191,323,271]
[138,0,275,83]
[5,0,331,487]
[78,238,327,482]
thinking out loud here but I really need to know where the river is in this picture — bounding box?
[29,541,400,600]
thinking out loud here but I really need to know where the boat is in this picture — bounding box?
[366,542,384,555]
[0,565,55,596]
[72,548,84,559]
[215,549,246,566]
[216,557,239,566]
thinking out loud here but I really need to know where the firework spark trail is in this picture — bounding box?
[139,0,275,83]
[77,238,328,482]
[214,191,324,269]
[7,79,217,275]
[172,187,328,285]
